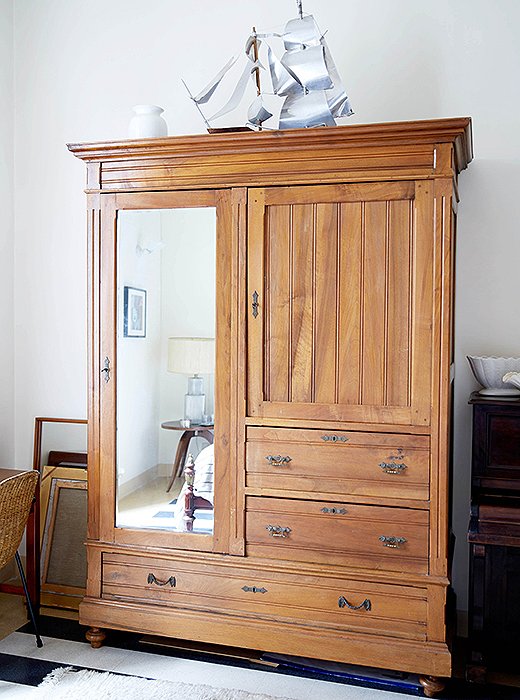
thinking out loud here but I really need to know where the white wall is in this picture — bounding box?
[158,208,216,464]
[117,210,162,485]
[0,0,14,466]
[8,0,520,614]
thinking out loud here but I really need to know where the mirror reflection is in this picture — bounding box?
[115,207,216,535]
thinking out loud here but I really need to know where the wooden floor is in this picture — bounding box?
[0,591,78,641]
[0,592,25,641]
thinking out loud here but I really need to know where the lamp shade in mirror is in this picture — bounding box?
[167,337,215,375]
[167,337,215,423]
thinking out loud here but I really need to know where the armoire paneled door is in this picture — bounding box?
[247,181,433,426]
[69,119,472,699]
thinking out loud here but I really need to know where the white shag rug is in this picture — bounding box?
[37,667,294,700]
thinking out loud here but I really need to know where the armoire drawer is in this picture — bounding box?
[102,553,428,640]
[246,427,430,502]
[245,497,429,574]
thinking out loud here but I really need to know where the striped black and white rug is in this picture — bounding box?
[0,616,513,699]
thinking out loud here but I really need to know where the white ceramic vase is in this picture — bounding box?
[128,105,168,138]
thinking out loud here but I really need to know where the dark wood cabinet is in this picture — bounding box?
[467,393,520,681]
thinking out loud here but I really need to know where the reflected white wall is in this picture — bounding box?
[115,208,216,490]
[116,211,162,486]
[158,208,216,466]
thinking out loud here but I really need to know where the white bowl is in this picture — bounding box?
[467,355,520,396]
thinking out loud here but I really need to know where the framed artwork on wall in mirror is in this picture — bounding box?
[124,286,147,337]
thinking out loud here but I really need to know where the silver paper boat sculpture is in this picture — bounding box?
[183,1,353,131]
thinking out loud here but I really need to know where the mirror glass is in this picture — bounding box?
[115,208,216,535]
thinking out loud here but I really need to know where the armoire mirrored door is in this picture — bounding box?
[98,190,235,553]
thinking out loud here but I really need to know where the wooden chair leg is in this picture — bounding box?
[15,551,43,648]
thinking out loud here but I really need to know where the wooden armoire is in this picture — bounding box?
[69,118,472,698]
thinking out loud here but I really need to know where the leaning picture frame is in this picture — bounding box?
[124,286,147,338]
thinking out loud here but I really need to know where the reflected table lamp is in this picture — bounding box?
[168,337,215,424]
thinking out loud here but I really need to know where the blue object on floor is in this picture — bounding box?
[260,653,421,695]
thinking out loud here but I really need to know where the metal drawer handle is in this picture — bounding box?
[379,461,408,474]
[379,536,407,549]
[321,435,349,443]
[321,507,347,515]
[265,455,292,467]
[338,596,371,611]
[147,573,176,587]
[266,524,292,538]
[242,585,267,594]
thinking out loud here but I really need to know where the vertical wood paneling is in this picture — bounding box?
[338,202,362,404]
[386,200,412,407]
[247,181,430,426]
[99,195,117,542]
[361,202,387,405]
[213,190,235,553]
[229,188,247,556]
[314,203,338,404]
[87,201,101,543]
[246,190,266,415]
[412,183,434,426]
[290,204,314,403]
[267,207,291,402]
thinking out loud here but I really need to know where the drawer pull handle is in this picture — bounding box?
[242,585,268,594]
[321,435,349,443]
[321,507,347,515]
[379,536,407,549]
[147,573,176,587]
[265,455,292,467]
[266,524,292,538]
[379,461,408,474]
[338,596,371,611]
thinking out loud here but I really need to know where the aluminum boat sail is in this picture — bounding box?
[184,1,353,131]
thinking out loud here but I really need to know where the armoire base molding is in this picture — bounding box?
[80,597,451,677]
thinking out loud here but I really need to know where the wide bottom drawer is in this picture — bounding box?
[102,553,428,641]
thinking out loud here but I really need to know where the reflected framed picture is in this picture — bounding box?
[124,286,147,337]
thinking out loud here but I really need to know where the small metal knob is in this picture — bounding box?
[379,535,407,549]
[252,290,259,318]
[242,585,267,594]
[321,507,347,515]
[101,356,110,383]
[266,524,291,538]
[265,455,292,467]
[379,461,408,474]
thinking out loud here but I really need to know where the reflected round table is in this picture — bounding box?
[161,421,214,493]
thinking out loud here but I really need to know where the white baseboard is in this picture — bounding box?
[118,463,170,499]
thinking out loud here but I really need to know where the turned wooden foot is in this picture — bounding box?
[85,626,105,648]
[419,676,445,698]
